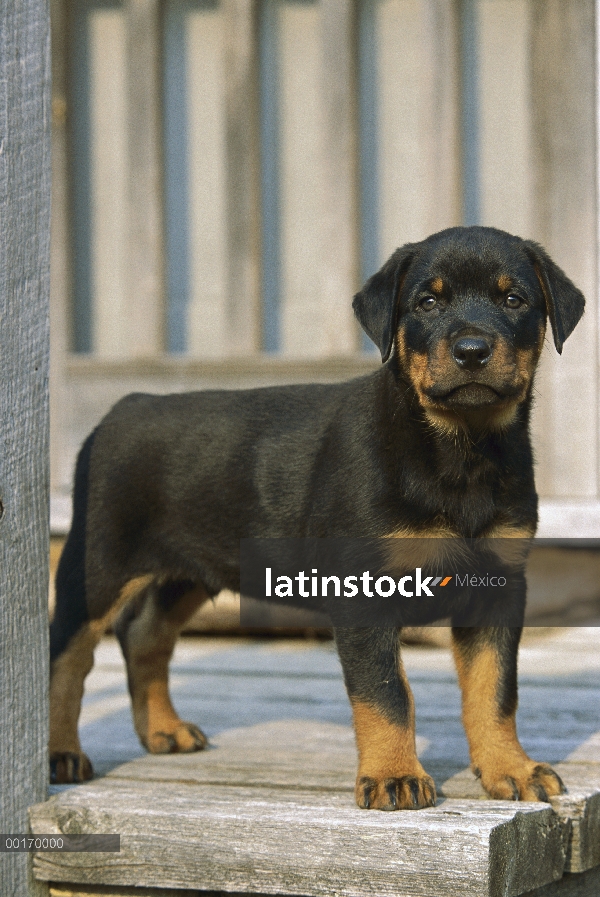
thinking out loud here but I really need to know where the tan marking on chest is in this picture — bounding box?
[383,526,468,571]
[481,523,535,567]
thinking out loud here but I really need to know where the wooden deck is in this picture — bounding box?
[31,628,600,897]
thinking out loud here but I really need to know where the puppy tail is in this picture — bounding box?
[50,429,97,661]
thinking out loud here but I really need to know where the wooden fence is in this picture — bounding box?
[0,1,51,894]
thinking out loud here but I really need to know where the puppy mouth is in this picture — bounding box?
[442,383,504,407]
[426,382,520,408]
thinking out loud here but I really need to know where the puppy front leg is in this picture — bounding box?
[452,626,565,801]
[335,627,436,810]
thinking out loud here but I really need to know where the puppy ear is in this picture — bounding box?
[352,244,417,362]
[523,241,585,354]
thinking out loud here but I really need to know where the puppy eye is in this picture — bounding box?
[505,294,523,309]
[419,296,437,311]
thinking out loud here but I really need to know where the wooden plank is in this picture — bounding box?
[45,868,600,897]
[89,5,129,358]
[31,779,566,897]
[125,0,164,356]
[478,0,533,236]
[49,0,71,497]
[278,0,328,358]
[49,887,208,897]
[0,2,51,896]
[186,0,228,358]
[222,0,261,355]
[522,865,600,897]
[529,0,598,501]
[40,633,599,895]
[106,720,358,790]
[5,58,53,897]
[104,717,600,877]
[46,867,600,897]
[377,0,460,257]
[319,0,359,355]
[442,762,600,874]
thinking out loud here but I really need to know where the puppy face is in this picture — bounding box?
[353,227,586,433]
[396,235,547,431]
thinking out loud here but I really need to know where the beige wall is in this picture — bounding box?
[50,0,600,537]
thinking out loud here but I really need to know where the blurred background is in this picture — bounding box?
[49,0,599,541]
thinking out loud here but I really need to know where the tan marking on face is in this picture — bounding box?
[489,336,517,376]
[399,318,543,436]
[118,583,208,751]
[497,274,512,291]
[423,407,467,434]
[398,324,451,403]
[431,277,443,294]
[49,574,155,755]
[515,345,542,389]
[406,340,451,406]
[396,327,408,367]
[407,350,432,395]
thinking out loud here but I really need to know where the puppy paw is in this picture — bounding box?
[50,750,93,784]
[145,721,207,754]
[477,761,566,802]
[356,773,437,810]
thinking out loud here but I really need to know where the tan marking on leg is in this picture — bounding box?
[120,584,208,753]
[352,701,421,778]
[49,574,154,782]
[453,639,564,800]
[49,626,97,757]
[351,658,436,810]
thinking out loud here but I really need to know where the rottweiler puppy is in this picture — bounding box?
[50,226,584,809]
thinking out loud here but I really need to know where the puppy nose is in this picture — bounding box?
[452,336,492,371]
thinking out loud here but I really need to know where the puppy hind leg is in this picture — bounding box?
[49,622,97,784]
[49,574,154,783]
[114,580,209,754]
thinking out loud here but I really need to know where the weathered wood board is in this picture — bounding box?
[31,780,566,897]
[0,1,51,896]
[39,865,600,897]
[441,761,600,873]
[31,630,600,896]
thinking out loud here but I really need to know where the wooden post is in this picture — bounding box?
[0,0,51,895]
[50,0,71,498]
[125,0,165,356]
[222,0,261,355]
[320,0,360,354]
[530,0,598,500]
